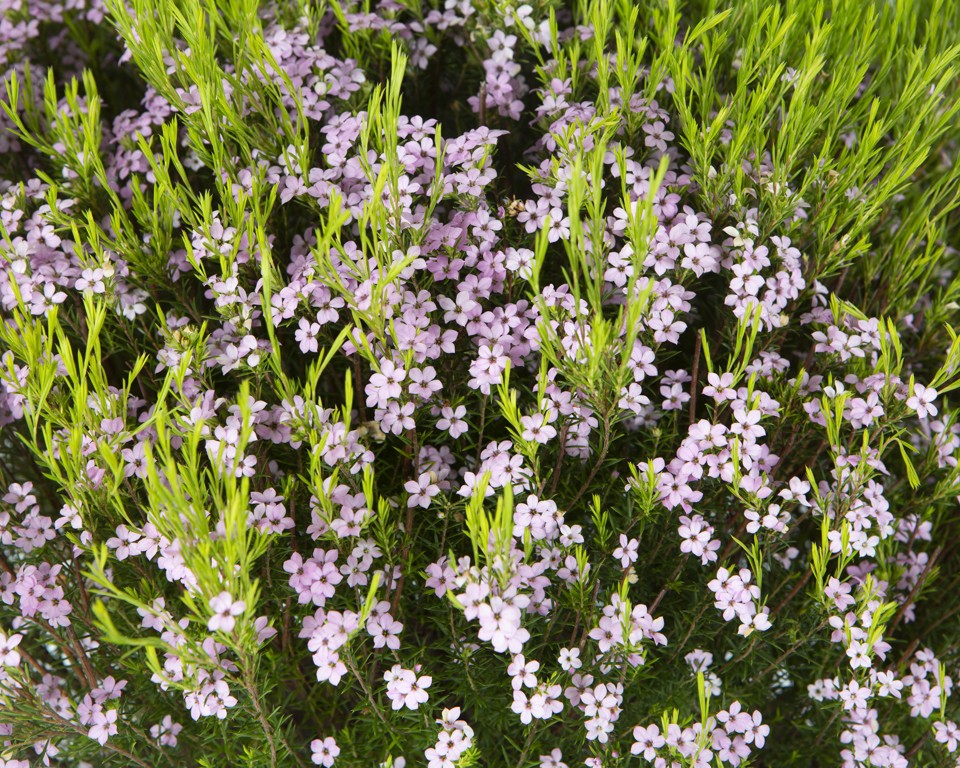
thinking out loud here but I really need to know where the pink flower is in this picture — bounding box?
[88,708,118,745]
[613,535,639,568]
[744,711,769,747]
[384,664,432,710]
[678,515,720,564]
[207,592,245,633]
[0,632,21,667]
[632,723,665,760]
[311,736,340,767]
[295,318,321,353]
[539,748,568,768]
[366,359,406,408]
[934,720,960,752]
[404,472,441,508]
[507,653,539,690]
[520,412,557,444]
[477,597,529,654]
[558,647,581,671]
[906,383,938,419]
[437,405,468,437]
[512,689,535,724]
[468,343,507,394]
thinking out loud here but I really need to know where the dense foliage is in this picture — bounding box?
[1,0,960,766]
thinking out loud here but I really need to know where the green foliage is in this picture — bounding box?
[1,0,960,766]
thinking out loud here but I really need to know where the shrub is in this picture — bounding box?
[1,0,960,766]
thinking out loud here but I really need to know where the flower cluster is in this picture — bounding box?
[0,0,958,766]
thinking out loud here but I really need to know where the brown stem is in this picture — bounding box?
[477,82,488,127]
[753,619,829,680]
[66,625,99,691]
[409,426,420,474]
[688,331,702,426]
[281,596,292,655]
[245,673,278,768]
[71,560,94,620]
[770,571,812,618]
[718,515,751,563]
[650,556,688,614]
[887,546,943,635]
[904,733,928,761]
[15,644,48,678]
[242,655,307,768]
[353,356,367,424]
[475,394,488,464]
[722,635,760,671]
[566,411,612,513]
[390,494,416,617]
[41,706,156,768]
[670,602,710,662]
[515,721,538,768]
[812,708,841,749]
[897,637,921,668]
[28,616,96,692]
[449,607,479,696]
[344,651,392,732]
[575,578,603,651]
[920,600,960,638]
[544,422,569,497]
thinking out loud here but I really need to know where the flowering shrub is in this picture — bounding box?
[1,0,960,766]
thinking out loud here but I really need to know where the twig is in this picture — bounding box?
[905,733,928,761]
[670,602,710,662]
[919,600,960,638]
[575,578,603,651]
[753,619,829,680]
[66,625,99,691]
[887,546,943,635]
[650,555,688,614]
[474,394,488,465]
[241,662,280,768]
[770,571,812,618]
[41,706,157,768]
[688,331,702,426]
[390,494,416,617]
[897,637,921,668]
[566,411,612,513]
[477,82,487,127]
[812,708,841,749]
[515,722,538,768]
[544,423,569,497]
[344,651,393,732]
[353,356,367,423]
[449,608,479,697]
[243,665,306,768]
